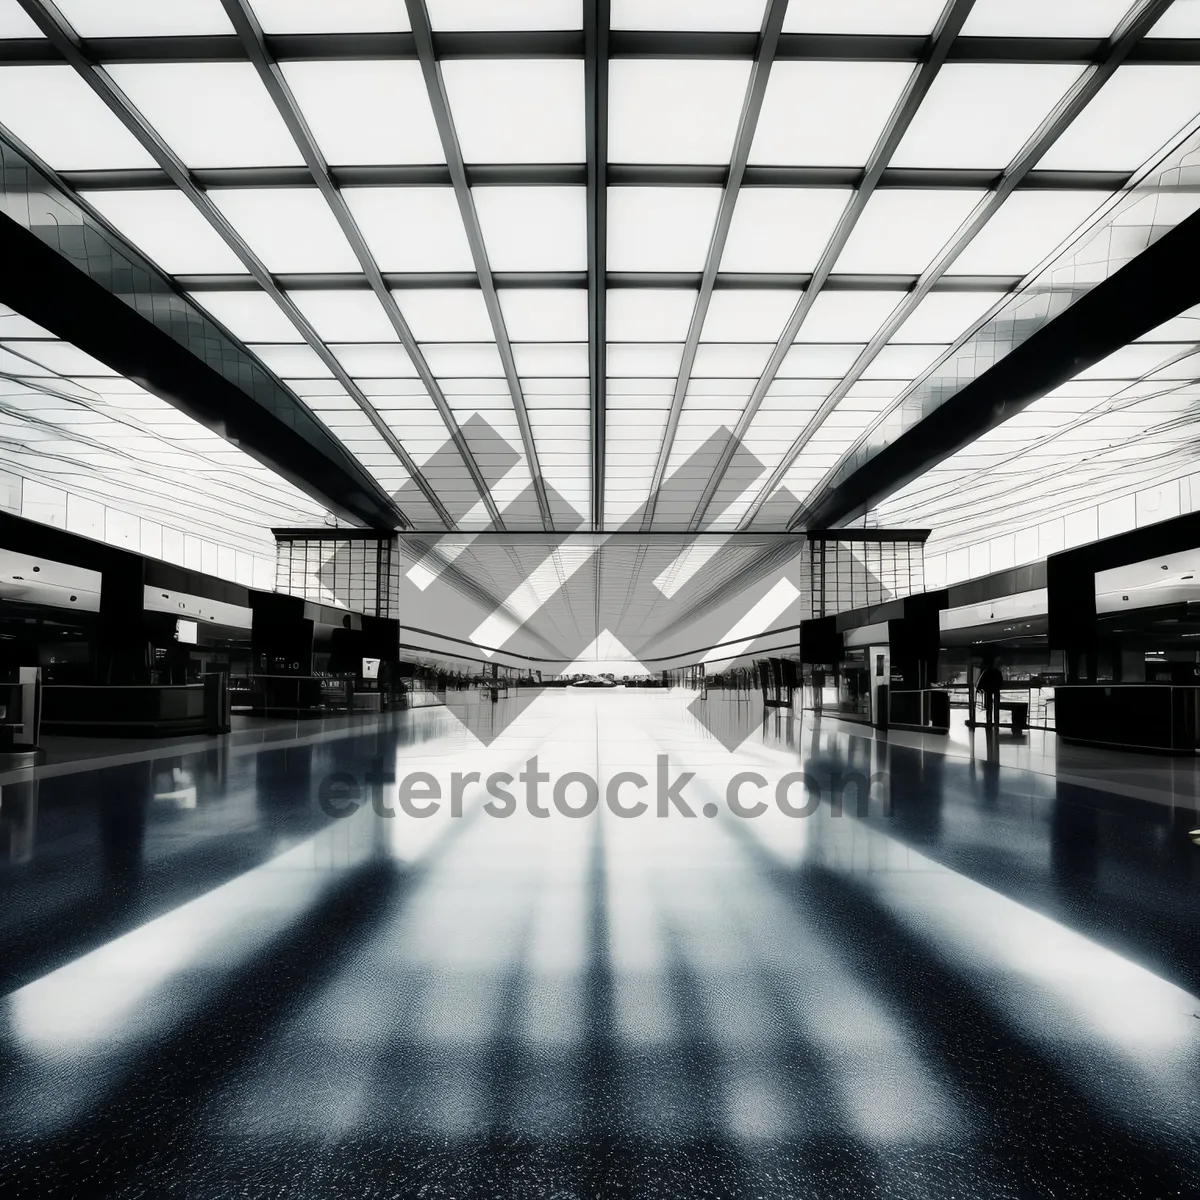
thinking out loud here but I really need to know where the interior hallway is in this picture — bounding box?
[1,689,1199,1198]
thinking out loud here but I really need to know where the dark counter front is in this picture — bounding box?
[42,684,209,737]
[1055,684,1199,754]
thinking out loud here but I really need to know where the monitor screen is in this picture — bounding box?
[362,657,381,680]
[175,618,198,645]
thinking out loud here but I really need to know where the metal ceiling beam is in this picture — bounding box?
[218,0,498,530]
[175,271,1026,293]
[585,0,609,530]
[56,163,1136,192]
[14,0,451,530]
[801,202,1200,532]
[5,29,1199,66]
[404,0,551,531]
[687,0,978,532]
[754,0,1176,532]
[640,0,789,531]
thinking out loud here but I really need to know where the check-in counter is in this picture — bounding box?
[42,683,210,737]
[1055,684,1200,753]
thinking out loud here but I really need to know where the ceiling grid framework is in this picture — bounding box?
[0,0,1195,539]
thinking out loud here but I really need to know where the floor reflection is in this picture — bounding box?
[0,691,1197,1197]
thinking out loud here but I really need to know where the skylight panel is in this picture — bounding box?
[611,1,766,30]
[948,191,1109,276]
[777,344,863,377]
[720,188,850,273]
[422,344,505,378]
[834,189,984,274]
[498,289,589,341]
[606,290,697,341]
[0,347,53,376]
[191,290,303,342]
[250,344,334,378]
[751,62,914,167]
[692,344,773,377]
[0,1,44,36]
[4,340,117,375]
[782,0,944,34]
[1148,4,1200,37]
[344,187,474,272]
[700,290,801,343]
[607,344,685,376]
[392,289,495,341]
[442,61,584,164]
[82,189,248,273]
[474,187,587,270]
[0,308,53,338]
[428,1,581,29]
[961,0,1132,37]
[796,291,902,342]
[108,64,303,169]
[55,0,233,36]
[1039,66,1200,171]
[609,60,751,165]
[332,344,417,377]
[1076,343,1196,380]
[0,66,155,169]
[280,62,443,166]
[1136,303,1200,343]
[511,344,589,375]
[209,189,360,272]
[249,0,409,33]
[287,291,398,343]
[891,291,1006,342]
[860,343,947,379]
[607,188,720,272]
[892,65,1083,170]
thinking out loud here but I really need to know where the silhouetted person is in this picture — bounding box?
[977,662,1003,731]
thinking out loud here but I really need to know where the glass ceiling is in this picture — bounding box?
[0,0,1198,541]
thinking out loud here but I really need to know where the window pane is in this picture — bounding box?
[891,291,1006,342]
[474,187,586,270]
[796,291,901,342]
[612,1,765,30]
[498,289,589,340]
[209,189,360,272]
[893,65,1083,169]
[751,62,914,167]
[392,289,495,341]
[0,2,42,36]
[783,0,943,34]
[692,343,773,376]
[332,344,417,377]
[860,343,947,379]
[0,66,155,169]
[344,187,475,271]
[949,191,1110,275]
[700,290,800,342]
[3,340,118,375]
[777,344,862,376]
[962,0,1132,37]
[82,189,248,273]
[108,64,303,169]
[191,290,303,342]
[442,60,584,163]
[607,290,698,341]
[610,60,751,165]
[607,187,720,271]
[511,343,589,375]
[428,1,581,29]
[1149,4,1200,37]
[56,0,232,36]
[288,291,398,342]
[248,0,409,33]
[834,189,984,274]
[607,344,685,375]
[1040,66,1200,171]
[421,343,505,376]
[250,344,334,377]
[722,188,850,274]
[281,62,443,166]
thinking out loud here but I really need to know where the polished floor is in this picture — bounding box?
[1,690,1199,1198]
